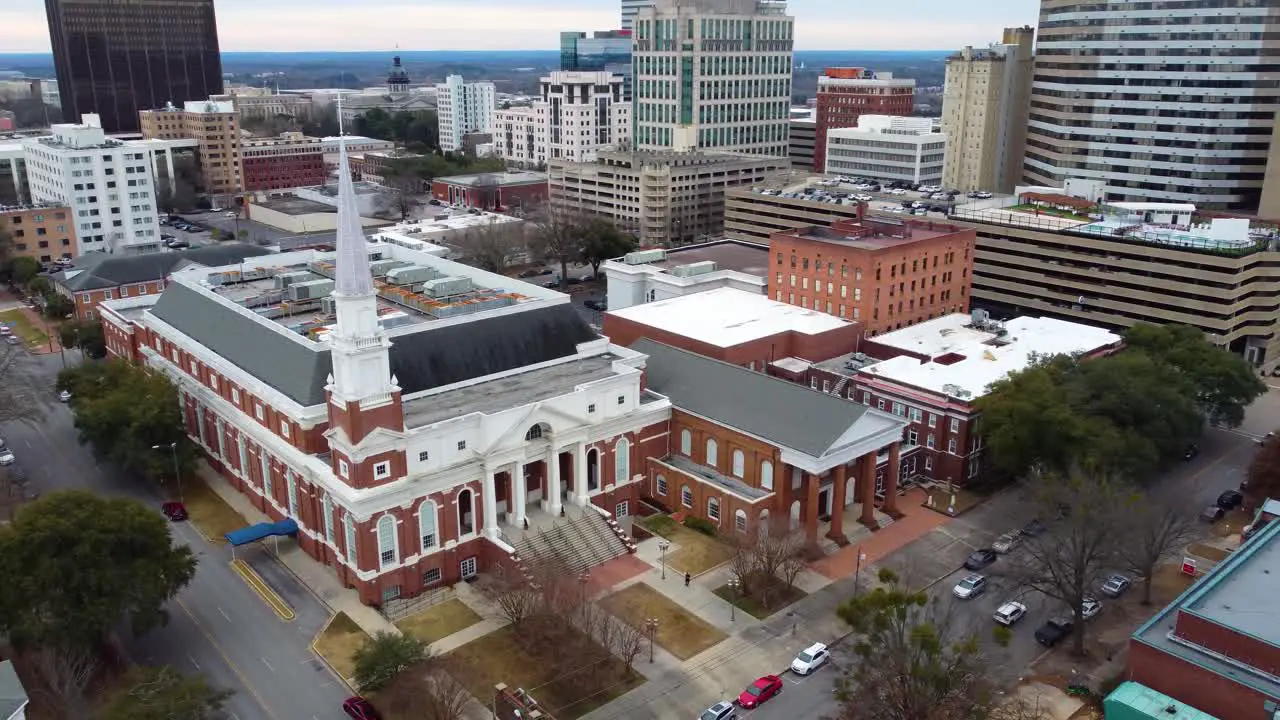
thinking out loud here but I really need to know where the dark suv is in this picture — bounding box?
[1034,617,1074,647]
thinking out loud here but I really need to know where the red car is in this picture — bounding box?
[737,675,783,708]
[342,696,381,720]
[161,502,188,521]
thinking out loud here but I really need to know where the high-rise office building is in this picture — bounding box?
[435,75,497,153]
[138,99,243,199]
[1023,1,1280,210]
[941,27,1034,193]
[621,0,654,30]
[493,71,631,166]
[632,0,794,157]
[45,0,224,134]
[813,68,915,172]
[560,30,633,100]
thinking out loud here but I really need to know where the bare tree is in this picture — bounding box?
[1003,469,1128,656]
[455,218,529,274]
[1116,498,1200,605]
[379,660,471,720]
[727,517,806,609]
[36,644,99,720]
[493,575,541,628]
[0,342,45,425]
[528,205,588,288]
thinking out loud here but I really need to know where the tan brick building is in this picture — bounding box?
[0,204,78,264]
[139,98,243,199]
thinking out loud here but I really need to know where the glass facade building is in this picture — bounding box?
[45,0,224,134]
[560,31,633,101]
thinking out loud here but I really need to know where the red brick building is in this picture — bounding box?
[431,171,548,212]
[1121,518,1280,719]
[767,216,977,335]
[241,134,327,192]
[814,68,915,172]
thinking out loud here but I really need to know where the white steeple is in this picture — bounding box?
[327,96,398,406]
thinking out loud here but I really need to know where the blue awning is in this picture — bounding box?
[224,518,299,546]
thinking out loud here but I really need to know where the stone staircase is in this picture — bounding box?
[515,509,632,575]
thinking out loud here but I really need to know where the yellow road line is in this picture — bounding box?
[230,558,296,621]
[309,614,357,692]
[176,597,283,720]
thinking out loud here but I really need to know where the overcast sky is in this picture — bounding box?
[1,0,1039,53]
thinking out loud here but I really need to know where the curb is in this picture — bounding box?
[310,613,358,693]
[230,557,296,621]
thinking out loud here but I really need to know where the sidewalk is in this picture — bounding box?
[195,462,399,637]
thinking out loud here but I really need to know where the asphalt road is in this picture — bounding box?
[737,419,1264,719]
[0,350,352,720]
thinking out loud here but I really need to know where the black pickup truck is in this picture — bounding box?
[1035,617,1074,647]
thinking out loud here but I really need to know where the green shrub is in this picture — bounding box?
[991,625,1012,647]
[683,515,718,536]
[641,514,678,537]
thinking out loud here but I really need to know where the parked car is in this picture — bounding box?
[952,573,987,600]
[1080,597,1102,620]
[1217,489,1243,510]
[737,675,782,708]
[1100,574,1131,598]
[790,642,829,675]
[992,531,1022,554]
[161,501,188,521]
[341,696,381,720]
[0,448,14,466]
[1034,617,1074,647]
[700,701,737,720]
[583,299,608,311]
[993,600,1027,626]
[964,548,998,570]
[1200,505,1226,523]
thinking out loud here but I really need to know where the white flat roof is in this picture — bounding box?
[861,313,1122,400]
[608,287,850,348]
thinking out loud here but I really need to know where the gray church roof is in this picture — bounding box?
[54,244,273,291]
[633,338,873,458]
[149,282,597,407]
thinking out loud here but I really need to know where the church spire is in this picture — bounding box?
[334,95,375,298]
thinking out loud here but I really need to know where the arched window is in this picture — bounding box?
[321,494,333,543]
[681,485,693,508]
[707,497,721,523]
[457,488,475,536]
[735,509,748,533]
[680,429,692,455]
[377,515,398,570]
[705,438,718,467]
[614,438,630,484]
[419,501,438,552]
[343,514,357,563]
[525,424,544,441]
[760,461,774,490]
[731,449,745,478]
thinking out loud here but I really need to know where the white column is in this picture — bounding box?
[482,467,499,540]
[195,404,207,447]
[546,448,563,516]
[574,443,589,506]
[214,418,226,459]
[510,461,527,528]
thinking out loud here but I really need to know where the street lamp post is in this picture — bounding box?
[578,571,590,605]
[728,577,740,622]
[152,442,183,502]
[645,617,658,663]
[658,540,670,580]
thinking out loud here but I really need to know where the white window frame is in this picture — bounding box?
[377,515,398,569]
[614,438,630,484]
[338,459,349,479]
[681,486,693,508]
[424,567,442,584]
[254,403,264,421]
[321,494,333,543]
[705,438,718,467]
[615,500,630,518]
[279,420,290,439]
[657,475,668,495]
[948,438,957,454]
[707,497,721,524]
[760,460,774,490]
[735,509,747,533]
[419,501,438,552]
[927,434,936,449]
[343,514,356,563]
[418,450,429,462]
[925,456,933,471]
[731,449,745,478]
[286,472,298,518]
[680,429,692,455]
[950,418,960,434]
[373,461,391,481]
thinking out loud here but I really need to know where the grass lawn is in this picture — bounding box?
[0,309,46,347]
[599,582,726,660]
[1009,203,1095,222]
[712,577,807,620]
[313,612,369,684]
[395,598,482,646]
[1187,541,1231,563]
[638,515,733,575]
[446,624,644,720]
[179,475,248,543]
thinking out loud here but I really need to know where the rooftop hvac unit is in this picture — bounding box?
[369,259,408,277]
[289,279,335,301]
[320,296,337,316]
[670,261,718,277]
[386,265,437,286]
[274,271,313,289]
[970,308,990,327]
[422,276,473,298]
[624,248,667,265]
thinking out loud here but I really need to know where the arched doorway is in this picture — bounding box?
[586,448,600,491]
